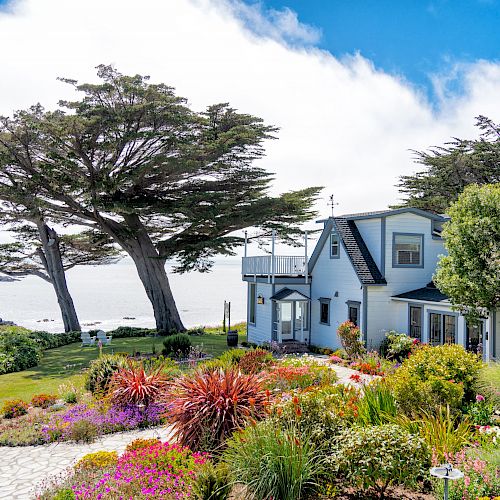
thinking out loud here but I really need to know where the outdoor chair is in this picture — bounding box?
[81,332,96,347]
[96,330,112,345]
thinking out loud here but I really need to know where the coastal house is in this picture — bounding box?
[242,207,498,361]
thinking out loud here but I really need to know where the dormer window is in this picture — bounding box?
[393,233,423,267]
[330,234,340,259]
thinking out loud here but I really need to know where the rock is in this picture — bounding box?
[0,318,16,326]
[123,316,136,320]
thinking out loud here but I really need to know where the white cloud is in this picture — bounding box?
[0,0,499,221]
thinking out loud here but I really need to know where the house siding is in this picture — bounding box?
[366,213,446,347]
[355,218,382,271]
[310,231,363,349]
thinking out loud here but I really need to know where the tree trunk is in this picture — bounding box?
[36,221,81,332]
[101,215,185,333]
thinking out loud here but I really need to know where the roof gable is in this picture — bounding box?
[340,207,448,221]
[270,288,310,301]
[308,217,386,286]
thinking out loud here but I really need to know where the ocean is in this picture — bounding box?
[0,257,246,332]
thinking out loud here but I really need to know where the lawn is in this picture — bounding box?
[0,325,246,403]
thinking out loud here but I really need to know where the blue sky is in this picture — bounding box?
[249,0,500,98]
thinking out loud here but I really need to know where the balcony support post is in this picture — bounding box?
[271,230,276,284]
[305,231,308,284]
[244,231,248,258]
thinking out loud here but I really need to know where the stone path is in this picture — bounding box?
[0,426,173,500]
[308,353,377,386]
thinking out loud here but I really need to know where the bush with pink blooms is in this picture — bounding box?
[432,448,500,500]
[37,441,208,499]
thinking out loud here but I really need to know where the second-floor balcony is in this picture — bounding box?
[242,255,307,277]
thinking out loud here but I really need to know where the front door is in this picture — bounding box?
[466,321,484,354]
[278,302,293,341]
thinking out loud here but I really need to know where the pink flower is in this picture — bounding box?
[476,394,485,402]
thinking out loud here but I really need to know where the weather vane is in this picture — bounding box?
[328,194,338,217]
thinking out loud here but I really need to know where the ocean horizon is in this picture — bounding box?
[0,257,246,333]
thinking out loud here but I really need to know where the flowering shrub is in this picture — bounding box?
[109,361,168,407]
[125,437,161,452]
[464,395,495,425]
[42,402,163,443]
[39,442,208,499]
[31,393,58,409]
[337,321,365,358]
[75,451,118,470]
[475,425,500,446]
[265,362,337,391]
[432,449,500,500]
[386,344,483,416]
[270,385,359,451]
[379,331,418,361]
[350,360,384,376]
[165,367,266,451]
[1,399,29,418]
[329,424,430,498]
[329,354,345,364]
[237,348,274,374]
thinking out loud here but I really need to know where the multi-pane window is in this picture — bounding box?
[429,312,456,345]
[330,234,340,258]
[249,283,256,324]
[393,233,423,266]
[347,302,360,326]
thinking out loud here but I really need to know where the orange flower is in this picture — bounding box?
[292,396,299,405]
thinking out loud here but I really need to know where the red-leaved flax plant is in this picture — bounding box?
[165,367,266,452]
[110,361,169,408]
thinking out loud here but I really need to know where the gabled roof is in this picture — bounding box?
[392,282,449,303]
[340,207,449,221]
[270,288,310,301]
[308,217,386,286]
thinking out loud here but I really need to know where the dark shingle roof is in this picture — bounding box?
[333,218,387,285]
[392,283,449,302]
[270,288,310,301]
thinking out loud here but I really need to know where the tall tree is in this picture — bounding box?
[0,66,321,333]
[0,222,121,332]
[396,116,500,213]
[434,183,500,322]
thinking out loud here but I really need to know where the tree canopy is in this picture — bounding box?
[396,116,500,213]
[0,65,321,332]
[434,183,500,322]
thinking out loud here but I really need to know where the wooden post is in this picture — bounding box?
[244,231,248,257]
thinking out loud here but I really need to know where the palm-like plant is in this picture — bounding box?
[110,361,169,407]
[165,367,266,452]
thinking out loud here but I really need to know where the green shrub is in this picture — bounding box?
[476,361,500,407]
[68,419,98,443]
[0,330,42,374]
[1,399,29,418]
[28,331,81,350]
[106,326,157,338]
[162,333,192,358]
[52,489,76,500]
[386,344,483,416]
[329,424,430,498]
[379,331,417,361]
[192,460,231,500]
[223,420,323,500]
[84,354,128,395]
[464,397,494,425]
[62,391,78,404]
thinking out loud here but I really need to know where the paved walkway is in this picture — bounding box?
[0,426,172,500]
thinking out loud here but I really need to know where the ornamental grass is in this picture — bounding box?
[165,367,266,452]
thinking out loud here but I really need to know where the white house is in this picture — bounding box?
[242,207,498,361]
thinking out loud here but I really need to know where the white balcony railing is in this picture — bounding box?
[242,256,307,276]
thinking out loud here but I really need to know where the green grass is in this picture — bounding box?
[0,324,246,403]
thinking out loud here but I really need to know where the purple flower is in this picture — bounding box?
[476,394,485,402]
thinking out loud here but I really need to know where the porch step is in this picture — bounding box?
[278,341,310,354]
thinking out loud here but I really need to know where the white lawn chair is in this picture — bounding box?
[96,330,112,346]
[81,332,96,347]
